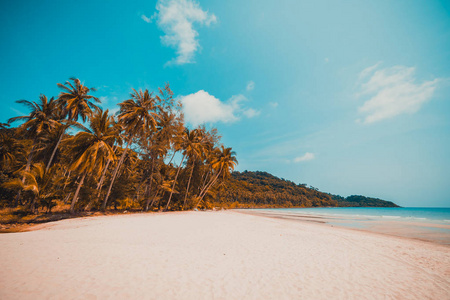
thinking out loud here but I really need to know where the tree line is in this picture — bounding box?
[214,171,338,208]
[213,171,398,208]
[0,78,237,214]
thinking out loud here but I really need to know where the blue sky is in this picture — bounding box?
[1,0,449,207]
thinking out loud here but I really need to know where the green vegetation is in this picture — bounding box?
[213,171,399,208]
[0,78,237,219]
[330,195,399,207]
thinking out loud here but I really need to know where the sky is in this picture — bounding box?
[1,0,449,207]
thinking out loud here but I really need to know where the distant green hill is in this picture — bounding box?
[330,194,399,207]
[215,171,399,208]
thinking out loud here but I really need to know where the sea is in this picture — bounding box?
[248,207,450,245]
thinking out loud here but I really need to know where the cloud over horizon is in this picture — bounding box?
[180,91,258,127]
[154,0,216,65]
[357,64,439,124]
[293,152,315,163]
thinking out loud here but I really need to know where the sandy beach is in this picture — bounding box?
[1,210,449,300]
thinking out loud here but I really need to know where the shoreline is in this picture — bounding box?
[1,211,449,299]
[237,209,450,246]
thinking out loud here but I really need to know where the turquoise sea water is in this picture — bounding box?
[251,207,450,245]
[262,207,450,223]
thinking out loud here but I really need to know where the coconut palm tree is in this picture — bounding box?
[102,88,159,210]
[0,132,25,172]
[195,146,237,209]
[8,95,59,205]
[57,77,100,123]
[182,128,205,209]
[141,109,181,211]
[165,128,203,211]
[2,163,59,213]
[66,109,116,213]
[8,95,59,171]
[94,117,122,200]
[47,78,100,172]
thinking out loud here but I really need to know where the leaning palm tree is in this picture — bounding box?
[182,128,205,209]
[165,128,203,211]
[47,78,100,172]
[102,88,159,210]
[66,109,116,213]
[8,95,59,205]
[195,146,237,209]
[8,95,59,172]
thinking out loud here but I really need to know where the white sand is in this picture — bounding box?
[0,211,449,300]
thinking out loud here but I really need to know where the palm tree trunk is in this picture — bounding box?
[196,166,223,209]
[15,137,38,206]
[167,150,177,165]
[63,170,73,192]
[144,157,156,211]
[197,169,216,199]
[46,130,64,172]
[148,189,160,211]
[96,158,111,198]
[165,154,186,211]
[133,174,146,202]
[63,193,71,204]
[195,174,220,209]
[183,162,195,209]
[143,181,152,211]
[102,138,132,210]
[70,171,87,213]
[198,169,211,194]
[30,195,38,214]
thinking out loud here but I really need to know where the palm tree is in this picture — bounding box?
[8,95,59,171]
[142,110,181,211]
[8,95,59,204]
[182,128,205,209]
[165,128,203,211]
[2,163,58,213]
[0,132,25,172]
[195,146,237,209]
[95,117,122,200]
[66,109,116,213]
[47,78,100,172]
[57,77,100,123]
[102,88,159,210]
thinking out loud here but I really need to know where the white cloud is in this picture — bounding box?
[155,0,217,65]
[99,96,118,106]
[243,108,260,118]
[269,102,278,108]
[246,80,255,91]
[180,91,258,126]
[141,14,152,23]
[294,152,315,163]
[359,62,382,80]
[357,64,439,124]
[324,58,329,63]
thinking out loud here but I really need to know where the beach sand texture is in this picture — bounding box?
[0,211,449,299]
